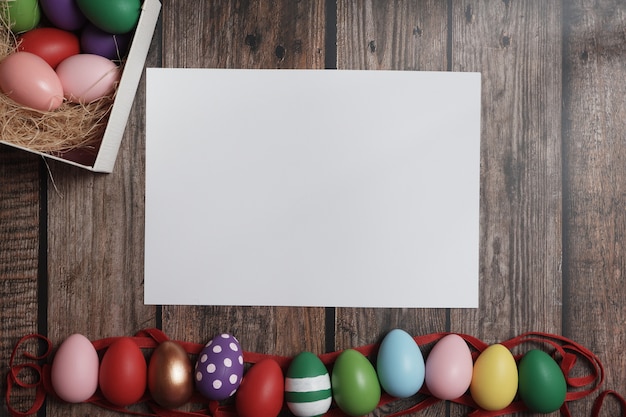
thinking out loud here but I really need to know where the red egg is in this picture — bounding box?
[235,359,284,417]
[18,27,80,69]
[99,337,147,406]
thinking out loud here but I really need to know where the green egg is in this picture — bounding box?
[331,349,381,417]
[76,0,141,34]
[285,352,332,417]
[3,0,40,33]
[518,349,567,413]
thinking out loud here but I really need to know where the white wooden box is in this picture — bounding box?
[0,0,161,173]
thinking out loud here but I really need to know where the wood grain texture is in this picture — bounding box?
[0,149,39,280]
[337,0,448,71]
[336,2,449,416]
[163,0,325,70]
[449,0,562,342]
[563,1,626,416]
[160,0,329,361]
[0,148,40,414]
[1,288,40,414]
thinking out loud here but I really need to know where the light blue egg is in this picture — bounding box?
[376,328,425,398]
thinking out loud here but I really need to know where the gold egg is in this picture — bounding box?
[148,340,194,409]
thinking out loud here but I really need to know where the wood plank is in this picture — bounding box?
[163,0,325,70]
[450,0,562,336]
[0,148,40,414]
[450,0,562,413]
[563,1,626,416]
[337,0,448,71]
[0,278,40,413]
[335,1,449,416]
[42,11,163,417]
[160,0,328,378]
[0,149,39,280]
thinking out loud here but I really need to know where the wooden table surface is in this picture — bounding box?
[2,1,625,416]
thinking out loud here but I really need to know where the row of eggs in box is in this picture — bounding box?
[50,329,568,417]
[0,0,142,111]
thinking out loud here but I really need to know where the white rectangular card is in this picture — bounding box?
[145,69,481,308]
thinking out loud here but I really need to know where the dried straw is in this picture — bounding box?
[0,4,116,155]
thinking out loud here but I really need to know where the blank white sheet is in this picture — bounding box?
[144,69,481,308]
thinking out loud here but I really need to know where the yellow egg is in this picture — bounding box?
[469,344,518,411]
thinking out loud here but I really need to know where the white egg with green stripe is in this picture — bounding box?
[285,351,332,417]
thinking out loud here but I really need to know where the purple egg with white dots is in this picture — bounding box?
[195,333,244,401]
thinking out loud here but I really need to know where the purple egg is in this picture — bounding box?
[40,0,86,31]
[81,23,132,61]
[195,334,244,401]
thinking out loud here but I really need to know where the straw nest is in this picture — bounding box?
[0,6,116,155]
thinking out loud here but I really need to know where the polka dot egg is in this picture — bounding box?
[195,333,244,401]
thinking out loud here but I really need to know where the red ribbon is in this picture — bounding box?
[4,329,619,417]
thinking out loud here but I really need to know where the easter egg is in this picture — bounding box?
[236,359,284,417]
[194,333,244,401]
[56,54,120,103]
[148,341,194,409]
[50,334,99,403]
[99,337,147,406]
[0,52,64,111]
[424,334,473,400]
[81,23,132,61]
[40,0,86,31]
[2,0,40,33]
[285,351,332,417]
[332,349,381,417]
[470,344,518,411]
[76,0,141,34]
[518,349,567,413]
[376,328,425,398]
[18,28,80,69]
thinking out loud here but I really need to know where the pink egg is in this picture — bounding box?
[424,334,473,400]
[56,53,120,103]
[50,334,99,403]
[0,52,64,111]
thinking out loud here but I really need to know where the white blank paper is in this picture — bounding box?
[145,69,481,308]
